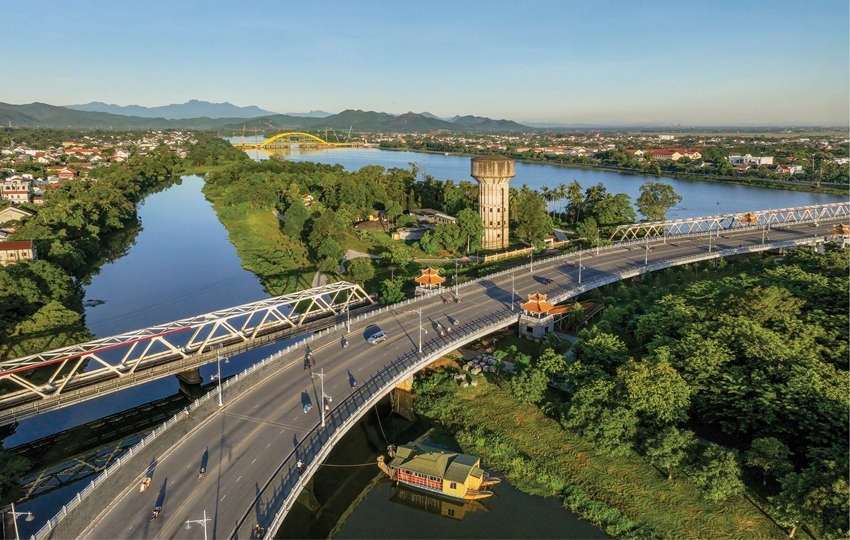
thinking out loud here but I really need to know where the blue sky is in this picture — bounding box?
[4,0,848,126]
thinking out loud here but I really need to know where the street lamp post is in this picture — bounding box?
[184,509,210,540]
[529,249,534,273]
[455,259,459,297]
[214,348,228,407]
[645,235,649,266]
[596,229,600,255]
[418,307,423,354]
[762,222,766,244]
[9,503,34,540]
[578,250,582,283]
[346,302,351,333]
[708,227,712,253]
[511,273,515,312]
[312,368,326,427]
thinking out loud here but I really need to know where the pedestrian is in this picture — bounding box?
[296,460,304,473]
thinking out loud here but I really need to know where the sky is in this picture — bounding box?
[3,0,848,126]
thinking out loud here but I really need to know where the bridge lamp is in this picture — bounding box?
[184,510,210,540]
[9,503,34,540]
[578,250,582,284]
[511,273,515,312]
[312,368,326,427]
[418,307,423,354]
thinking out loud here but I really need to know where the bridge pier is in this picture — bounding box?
[391,376,417,422]
[176,368,204,399]
[295,478,321,512]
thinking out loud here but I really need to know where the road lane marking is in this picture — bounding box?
[280,429,285,433]
[236,476,242,482]
[266,443,271,448]
[221,495,226,501]
[252,459,256,464]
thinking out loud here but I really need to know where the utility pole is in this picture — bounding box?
[530,249,534,273]
[511,273,516,311]
[645,235,649,265]
[184,510,210,540]
[455,259,459,297]
[418,307,423,354]
[578,250,582,283]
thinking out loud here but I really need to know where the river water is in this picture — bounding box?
[9,147,844,537]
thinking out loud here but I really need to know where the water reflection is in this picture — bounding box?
[389,483,491,521]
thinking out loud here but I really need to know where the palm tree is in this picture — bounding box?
[556,183,568,219]
[567,180,583,225]
[540,186,552,216]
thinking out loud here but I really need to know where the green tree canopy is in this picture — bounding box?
[345,257,375,284]
[635,181,682,221]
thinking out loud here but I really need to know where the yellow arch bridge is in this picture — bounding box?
[232,132,360,150]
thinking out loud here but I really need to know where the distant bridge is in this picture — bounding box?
[232,131,360,151]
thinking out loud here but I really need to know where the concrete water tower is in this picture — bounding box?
[471,155,515,250]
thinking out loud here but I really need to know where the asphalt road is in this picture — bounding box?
[82,220,841,540]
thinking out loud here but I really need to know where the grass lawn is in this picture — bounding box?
[432,369,788,539]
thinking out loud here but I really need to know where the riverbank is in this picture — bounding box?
[413,365,789,539]
[379,146,849,197]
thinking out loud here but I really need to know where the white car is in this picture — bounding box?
[367,331,387,344]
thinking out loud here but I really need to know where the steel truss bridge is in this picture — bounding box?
[609,202,850,241]
[231,131,359,151]
[0,282,373,425]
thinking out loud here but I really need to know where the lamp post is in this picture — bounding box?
[312,368,326,427]
[184,510,210,540]
[9,503,34,540]
[596,229,600,255]
[511,273,515,312]
[455,259,459,297]
[578,249,582,283]
[346,302,350,333]
[418,307,423,354]
[762,222,766,245]
[529,249,533,273]
[214,348,229,407]
[708,227,712,253]
[644,235,649,266]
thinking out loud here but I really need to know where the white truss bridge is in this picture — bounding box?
[609,202,850,241]
[0,282,373,419]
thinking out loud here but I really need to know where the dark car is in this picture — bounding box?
[541,278,553,285]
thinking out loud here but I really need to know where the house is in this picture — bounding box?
[301,193,314,208]
[1,177,31,204]
[0,240,37,266]
[58,168,78,180]
[728,154,773,166]
[409,208,456,226]
[0,206,34,226]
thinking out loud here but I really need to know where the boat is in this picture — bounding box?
[377,442,500,500]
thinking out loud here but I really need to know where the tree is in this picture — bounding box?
[618,354,691,426]
[572,330,630,374]
[514,187,553,245]
[536,347,566,377]
[396,214,417,228]
[382,244,410,268]
[379,279,406,304]
[0,450,29,505]
[643,426,695,480]
[317,257,339,275]
[746,437,793,486]
[636,181,682,221]
[455,208,483,252]
[566,180,584,224]
[282,199,309,239]
[510,369,549,404]
[565,377,638,456]
[688,444,745,502]
[317,237,344,262]
[345,257,374,284]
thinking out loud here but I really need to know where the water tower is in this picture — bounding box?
[471,155,515,250]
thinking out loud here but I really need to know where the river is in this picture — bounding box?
[8,147,844,538]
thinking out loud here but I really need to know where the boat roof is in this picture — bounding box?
[389,442,482,483]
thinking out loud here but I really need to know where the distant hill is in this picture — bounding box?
[0,102,241,129]
[0,102,533,132]
[284,110,333,118]
[450,115,529,131]
[66,99,278,119]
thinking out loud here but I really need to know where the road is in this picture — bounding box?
[82,220,841,539]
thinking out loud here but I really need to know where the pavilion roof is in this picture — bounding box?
[829,223,850,235]
[415,267,446,285]
[520,292,555,314]
[738,212,760,224]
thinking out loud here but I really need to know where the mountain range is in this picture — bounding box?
[0,102,532,132]
[67,100,278,119]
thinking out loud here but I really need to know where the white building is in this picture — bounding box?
[1,177,31,205]
[728,154,774,166]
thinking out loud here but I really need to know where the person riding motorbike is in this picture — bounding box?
[140,477,151,492]
[198,467,206,480]
[151,506,162,520]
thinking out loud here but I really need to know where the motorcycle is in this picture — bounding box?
[140,477,151,492]
[342,338,348,349]
[151,506,162,521]
[198,467,206,480]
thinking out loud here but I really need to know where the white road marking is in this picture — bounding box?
[333,384,338,388]
[357,367,362,371]
[252,458,257,464]
[266,443,271,448]
[221,495,227,501]
[236,476,242,482]
[280,429,285,434]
